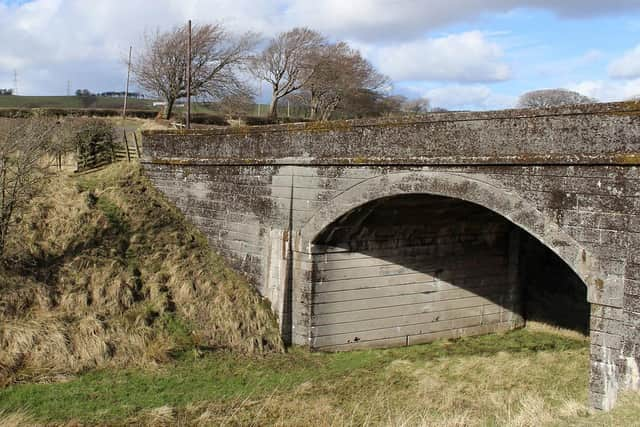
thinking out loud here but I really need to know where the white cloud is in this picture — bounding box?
[0,0,285,94]
[0,0,638,100]
[407,84,516,110]
[568,79,640,101]
[374,32,511,83]
[283,0,640,42]
[609,44,640,79]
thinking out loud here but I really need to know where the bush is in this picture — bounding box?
[242,116,310,126]
[73,119,115,164]
[243,116,277,126]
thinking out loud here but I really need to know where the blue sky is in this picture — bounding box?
[1,0,639,110]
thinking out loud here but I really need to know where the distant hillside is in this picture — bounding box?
[0,95,155,110]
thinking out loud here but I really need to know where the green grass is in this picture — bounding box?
[0,328,597,425]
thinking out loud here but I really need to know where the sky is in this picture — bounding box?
[1,0,640,110]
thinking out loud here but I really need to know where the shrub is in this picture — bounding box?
[73,119,115,169]
[243,116,277,126]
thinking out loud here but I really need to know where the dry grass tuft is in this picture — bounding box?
[0,162,282,385]
[525,321,589,342]
[0,410,35,427]
[144,405,177,426]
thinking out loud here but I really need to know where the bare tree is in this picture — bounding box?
[402,97,430,114]
[250,28,325,119]
[0,119,55,257]
[517,89,596,108]
[331,91,404,119]
[49,118,79,170]
[301,42,389,121]
[217,93,255,119]
[134,23,257,119]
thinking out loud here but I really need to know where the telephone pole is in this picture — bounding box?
[122,46,132,120]
[13,70,18,95]
[66,80,71,96]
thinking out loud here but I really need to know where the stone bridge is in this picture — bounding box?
[141,102,640,410]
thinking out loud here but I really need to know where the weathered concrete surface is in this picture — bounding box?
[141,101,640,410]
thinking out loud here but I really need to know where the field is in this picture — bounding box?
[0,95,290,117]
[0,95,154,110]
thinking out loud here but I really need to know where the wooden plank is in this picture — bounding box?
[313,257,506,282]
[314,251,507,272]
[314,273,435,293]
[315,264,437,283]
[313,268,508,293]
[314,278,508,304]
[316,321,516,351]
[314,281,443,304]
[312,305,486,336]
[311,245,506,261]
[312,295,501,325]
[312,286,507,315]
[316,335,408,351]
[311,315,486,347]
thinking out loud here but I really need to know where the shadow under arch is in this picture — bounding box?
[298,171,608,304]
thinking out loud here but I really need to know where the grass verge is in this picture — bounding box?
[1,328,635,426]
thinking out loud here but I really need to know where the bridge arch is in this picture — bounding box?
[299,170,608,303]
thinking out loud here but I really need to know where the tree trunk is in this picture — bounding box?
[309,91,319,121]
[269,93,279,120]
[164,98,176,120]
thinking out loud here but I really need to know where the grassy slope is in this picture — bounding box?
[0,163,282,387]
[0,329,639,426]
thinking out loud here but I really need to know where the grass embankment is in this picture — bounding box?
[1,328,639,426]
[0,163,282,387]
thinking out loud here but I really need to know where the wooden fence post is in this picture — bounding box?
[123,130,131,162]
[133,132,141,158]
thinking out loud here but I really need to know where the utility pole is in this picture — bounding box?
[66,80,71,96]
[13,70,17,95]
[186,20,192,129]
[122,46,132,120]
[257,81,262,116]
